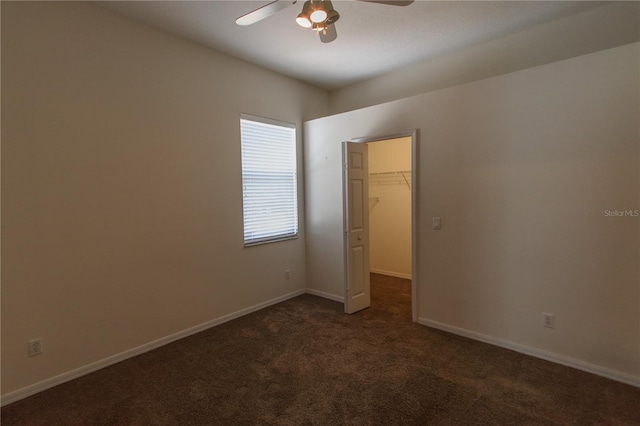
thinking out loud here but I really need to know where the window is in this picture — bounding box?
[240,115,298,246]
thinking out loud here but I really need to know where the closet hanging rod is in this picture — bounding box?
[368,170,411,190]
[368,170,411,176]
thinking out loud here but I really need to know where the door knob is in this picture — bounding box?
[357,236,362,241]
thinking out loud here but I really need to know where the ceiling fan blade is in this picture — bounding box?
[358,0,414,6]
[236,1,296,26]
[319,24,337,43]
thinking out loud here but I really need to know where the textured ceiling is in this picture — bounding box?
[97,1,605,90]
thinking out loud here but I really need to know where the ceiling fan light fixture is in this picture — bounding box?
[239,0,413,43]
[296,1,314,28]
[310,1,328,23]
[324,0,340,26]
[296,14,312,28]
[310,10,327,23]
[325,10,339,25]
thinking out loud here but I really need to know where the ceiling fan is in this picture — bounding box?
[236,0,414,43]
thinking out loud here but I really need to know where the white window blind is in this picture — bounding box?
[240,116,298,246]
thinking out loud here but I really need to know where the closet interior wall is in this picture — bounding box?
[368,137,412,279]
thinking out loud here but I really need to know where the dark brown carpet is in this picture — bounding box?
[2,273,639,425]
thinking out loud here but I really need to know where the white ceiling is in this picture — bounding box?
[97,1,605,90]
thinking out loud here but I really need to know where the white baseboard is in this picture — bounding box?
[418,317,640,388]
[1,289,306,407]
[305,288,344,303]
[370,269,412,280]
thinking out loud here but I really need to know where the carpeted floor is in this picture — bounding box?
[2,273,639,425]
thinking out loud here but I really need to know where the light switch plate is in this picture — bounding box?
[433,217,441,230]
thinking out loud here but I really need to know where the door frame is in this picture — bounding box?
[342,129,419,322]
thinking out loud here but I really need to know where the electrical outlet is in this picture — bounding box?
[542,313,555,329]
[28,338,43,357]
[285,269,291,280]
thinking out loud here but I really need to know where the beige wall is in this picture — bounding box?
[368,138,412,278]
[1,1,329,399]
[305,43,640,384]
[329,1,640,115]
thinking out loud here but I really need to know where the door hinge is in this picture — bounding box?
[344,231,348,239]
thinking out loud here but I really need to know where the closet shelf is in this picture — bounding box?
[369,170,411,190]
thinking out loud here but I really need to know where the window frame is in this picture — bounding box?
[239,114,299,247]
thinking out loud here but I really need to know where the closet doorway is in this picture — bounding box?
[343,131,418,322]
[368,137,413,321]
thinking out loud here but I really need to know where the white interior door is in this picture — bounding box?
[343,142,370,314]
